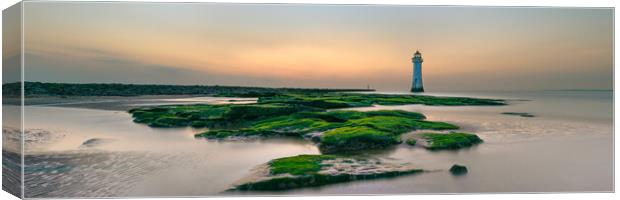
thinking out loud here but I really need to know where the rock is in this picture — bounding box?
[80,138,114,148]
[304,132,324,142]
[449,164,468,176]
[229,155,424,191]
[501,112,535,117]
[405,138,417,146]
[418,132,483,150]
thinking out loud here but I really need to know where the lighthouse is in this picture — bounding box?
[411,50,424,92]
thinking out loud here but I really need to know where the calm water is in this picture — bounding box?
[6,91,613,197]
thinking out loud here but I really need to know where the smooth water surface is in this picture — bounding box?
[14,91,613,197]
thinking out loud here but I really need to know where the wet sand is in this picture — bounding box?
[3,91,612,197]
[4,95,257,111]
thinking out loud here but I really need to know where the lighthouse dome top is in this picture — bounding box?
[412,50,423,62]
[413,50,422,58]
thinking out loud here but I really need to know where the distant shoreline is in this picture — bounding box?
[542,89,613,92]
[2,82,374,97]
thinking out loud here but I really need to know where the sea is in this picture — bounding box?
[1,90,613,197]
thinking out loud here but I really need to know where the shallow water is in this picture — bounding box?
[8,90,613,197]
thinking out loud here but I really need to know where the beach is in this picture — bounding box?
[2,90,612,197]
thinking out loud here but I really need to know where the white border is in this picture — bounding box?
[0,1,617,200]
[4,0,618,7]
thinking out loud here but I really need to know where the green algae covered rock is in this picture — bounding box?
[405,138,417,146]
[258,92,506,109]
[130,92,497,153]
[192,109,461,153]
[129,103,321,128]
[319,127,401,153]
[230,155,423,191]
[419,132,483,150]
[269,154,337,175]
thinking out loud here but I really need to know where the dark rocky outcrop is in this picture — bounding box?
[449,164,468,176]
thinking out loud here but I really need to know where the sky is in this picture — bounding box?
[8,2,614,91]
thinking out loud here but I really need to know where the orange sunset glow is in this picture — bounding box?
[10,2,612,91]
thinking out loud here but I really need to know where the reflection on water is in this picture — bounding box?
[20,103,318,198]
[262,134,612,195]
[16,91,613,197]
[126,97,257,107]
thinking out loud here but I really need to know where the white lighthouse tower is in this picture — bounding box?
[411,50,424,92]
